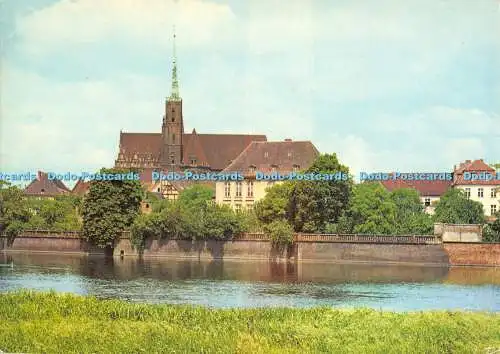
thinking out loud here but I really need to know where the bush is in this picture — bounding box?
[130,213,164,249]
[482,218,500,242]
[265,220,294,246]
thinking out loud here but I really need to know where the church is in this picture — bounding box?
[115,34,267,172]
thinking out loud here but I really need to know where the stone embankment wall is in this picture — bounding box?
[2,231,499,266]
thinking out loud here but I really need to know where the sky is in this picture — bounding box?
[1,0,499,182]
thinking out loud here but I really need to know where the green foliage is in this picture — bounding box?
[1,291,500,353]
[264,220,294,245]
[130,213,163,249]
[82,168,143,248]
[434,189,485,224]
[131,184,247,247]
[483,213,500,242]
[254,182,294,225]
[350,182,397,234]
[25,195,82,231]
[177,184,214,210]
[289,153,352,233]
[0,183,30,241]
[238,208,262,233]
[390,188,433,234]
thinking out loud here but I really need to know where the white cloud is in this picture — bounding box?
[15,0,236,55]
[0,62,167,172]
[1,0,498,175]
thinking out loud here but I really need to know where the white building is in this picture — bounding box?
[453,159,500,218]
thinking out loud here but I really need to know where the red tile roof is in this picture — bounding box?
[223,140,320,176]
[71,179,90,196]
[453,159,500,186]
[380,179,453,197]
[118,131,267,171]
[24,171,71,196]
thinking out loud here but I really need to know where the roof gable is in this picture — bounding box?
[24,171,70,196]
[223,140,320,174]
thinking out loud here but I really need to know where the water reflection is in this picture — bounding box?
[1,253,499,311]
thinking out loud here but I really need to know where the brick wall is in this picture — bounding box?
[444,243,500,266]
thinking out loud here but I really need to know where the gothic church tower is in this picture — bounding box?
[160,30,184,168]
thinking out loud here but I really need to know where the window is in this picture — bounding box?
[191,158,197,165]
[424,198,431,207]
[264,151,269,158]
[491,188,497,198]
[249,165,256,172]
[224,182,231,198]
[271,164,278,172]
[157,188,160,192]
[287,151,292,158]
[247,181,254,198]
[172,133,176,144]
[171,159,175,164]
[491,205,497,215]
[478,188,484,198]
[465,188,471,198]
[293,164,300,172]
[235,204,242,212]
[236,182,242,198]
[171,117,175,122]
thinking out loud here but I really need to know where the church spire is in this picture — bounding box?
[169,26,181,101]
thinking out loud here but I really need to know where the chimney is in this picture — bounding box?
[284,138,292,142]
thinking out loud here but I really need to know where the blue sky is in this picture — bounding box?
[1,0,499,181]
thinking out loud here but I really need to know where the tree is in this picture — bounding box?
[433,189,485,224]
[390,188,433,234]
[349,182,397,234]
[482,212,500,242]
[82,168,143,248]
[289,153,352,232]
[265,220,294,245]
[0,182,31,242]
[254,182,295,225]
[177,184,214,210]
[25,195,82,231]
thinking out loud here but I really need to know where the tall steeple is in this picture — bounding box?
[169,26,181,101]
[161,25,184,168]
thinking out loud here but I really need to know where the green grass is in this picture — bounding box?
[0,290,499,353]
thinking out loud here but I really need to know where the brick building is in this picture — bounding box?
[115,33,266,173]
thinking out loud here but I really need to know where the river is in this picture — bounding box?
[1,253,499,312]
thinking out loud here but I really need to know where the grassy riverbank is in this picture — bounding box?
[0,291,499,353]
